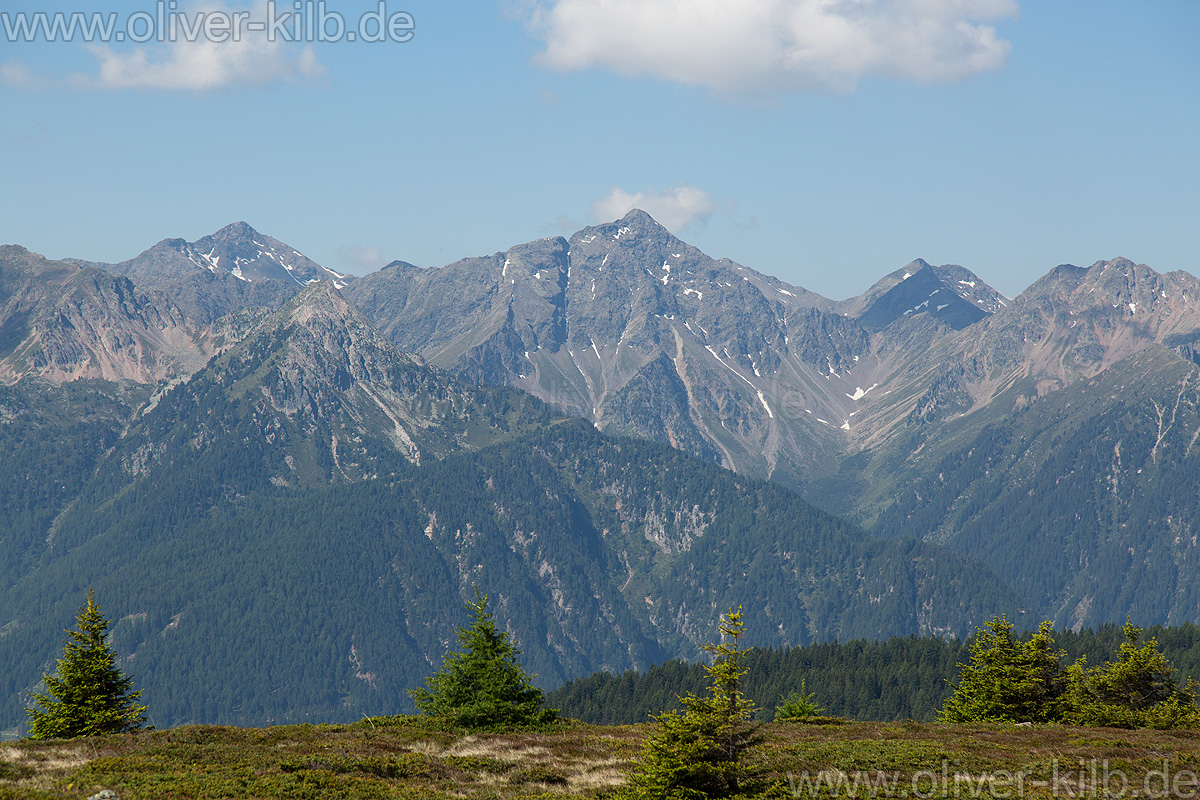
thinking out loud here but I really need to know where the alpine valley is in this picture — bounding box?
[2,213,1198,730]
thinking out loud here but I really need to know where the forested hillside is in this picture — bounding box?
[852,346,1200,628]
[0,418,1022,730]
[548,623,1200,724]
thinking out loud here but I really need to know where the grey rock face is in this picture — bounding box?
[0,245,212,385]
[108,221,349,288]
[127,280,552,481]
[856,262,993,332]
[74,221,351,324]
[347,210,877,486]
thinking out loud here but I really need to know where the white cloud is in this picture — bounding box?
[4,2,324,91]
[591,185,719,232]
[337,244,387,272]
[74,38,323,91]
[523,0,1018,95]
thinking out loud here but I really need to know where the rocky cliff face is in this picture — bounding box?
[123,281,554,485]
[102,221,349,289]
[854,260,1002,332]
[0,246,213,385]
[71,221,351,324]
[347,210,912,486]
[961,257,1200,387]
[863,257,1200,440]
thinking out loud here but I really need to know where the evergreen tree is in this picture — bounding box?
[938,617,1066,723]
[774,679,824,722]
[25,589,146,739]
[408,587,557,730]
[1066,621,1200,728]
[1091,621,1181,710]
[623,608,765,799]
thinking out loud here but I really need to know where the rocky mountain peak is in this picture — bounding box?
[61,224,356,325]
[617,207,670,233]
[931,264,1007,313]
[208,220,260,243]
[186,222,347,288]
[855,261,994,332]
[249,280,410,369]
[575,208,671,239]
[283,279,357,323]
[1,244,77,287]
[1013,257,1187,323]
[568,209,692,263]
[0,247,210,386]
[275,282,410,364]
[1078,257,1161,306]
[834,258,1003,321]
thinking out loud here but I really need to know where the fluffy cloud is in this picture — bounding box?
[591,185,719,232]
[75,38,323,91]
[523,0,1018,95]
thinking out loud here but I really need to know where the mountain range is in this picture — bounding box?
[2,213,1198,729]
[342,211,1200,629]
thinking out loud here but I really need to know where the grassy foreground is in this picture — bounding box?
[4,717,1200,799]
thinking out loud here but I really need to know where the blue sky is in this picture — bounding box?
[1,0,1196,300]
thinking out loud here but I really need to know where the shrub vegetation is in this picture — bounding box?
[939,616,1200,728]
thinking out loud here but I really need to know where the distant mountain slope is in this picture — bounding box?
[854,260,1003,332]
[801,257,1200,629]
[7,217,1200,731]
[0,281,1024,729]
[0,424,1023,729]
[69,222,351,324]
[955,257,1200,394]
[834,259,1006,319]
[344,214,1200,638]
[847,345,1200,629]
[347,211,926,488]
[118,281,555,485]
[345,212,1018,494]
[807,257,1200,483]
[0,245,214,385]
[99,221,349,289]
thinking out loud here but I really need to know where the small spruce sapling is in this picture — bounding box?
[774,680,824,722]
[408,587,557,730]
[623,607,765,799]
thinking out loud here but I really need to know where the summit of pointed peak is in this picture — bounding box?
[616,209,677,238]
[580,208,671,237]
[1088,256,1147,275]
[0,243,35,260]
[618,208,660,226]
[209,221,260,241]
